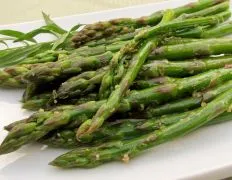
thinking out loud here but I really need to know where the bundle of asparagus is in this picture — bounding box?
[0,0,232,169]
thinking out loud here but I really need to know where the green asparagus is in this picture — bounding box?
[1,1,232,170]
[54,55,232,101]
[72,0,229,47]
[177,20,232,38]
[18,50,68,65]
[76,11,231,136]
[0,64,38,88]
[143,80,232,117]
[23,51,113,84]
[50,88,232,168]
[135,11,231,41]
[149,38,232,60]
[176,1,229,20]
[40,112,232,149]
[2,68,229,155]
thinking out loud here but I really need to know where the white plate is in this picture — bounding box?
[1,0,232,179]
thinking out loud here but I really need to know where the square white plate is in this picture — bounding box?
[1,0,232,179]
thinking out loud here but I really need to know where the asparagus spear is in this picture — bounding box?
[139,55,232,78]
[160,37,198,45]
[176,1,229,20]
[77,35,232,136]
[0,49,113,88]
[23,77,177,111]
[22,93,52,111]
[23,51,113,84]
[0,64,38,88]
[51,55,232,101]
[40,112,232,149]
[201,21,232,38]
[143,80,232,117]
[78,12,230,98]
[40,119,148,148]
[99,9,178,99]
[55,67,108,100]
[135,11,231,41]
[85,32,136,47]
[130,77,178,90]
[24,75,232,113]
[84,1,230,48]
[71,21,232,59]
[79,10,176,137]
[22,76,177,111]
[50,88,232,168]
[81,16,232,56]
[2,49,232,89]
[73,41,128,57]
[22,83,39,101]
[72,0,229,47]
[149,38,232,60]
[72,15,232,60]
[18,50,68,65]
[1,68,231,154]
[177,21,232,38]
[22,92,98,111]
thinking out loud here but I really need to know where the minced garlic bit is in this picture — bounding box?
[227,105,232,112]
[95,154,100,160]
[38,108,44,112]
[122,153,130,163]
[201,102,207,107]
[54,111,60,115]
[41,145,48,150]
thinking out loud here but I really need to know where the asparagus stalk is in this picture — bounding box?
[85,32,136,47]
[22,92,98,111]
[23,51,113,84]
[143,80,232,117]
[22,93,52,111]
[72,13,231,100]
[1,68,231,155]
[79,10,176,137]
[178,20,232,38]
[202,21,232,38]
[50,88,232,168]
[40,112,232,149]
[2,49,232,89]
[80,16,232,56]
[176,1,229,20]
[0,64,38,88]
[149,38,232,60]
[22,76,177,111]
[135,11,231,41]
[23,77,177,111]
[71,21,232,59]
[73,41,128,57]
[55,67,108,100]
[77,51,232,136]
[48,55,232,101]
[0,49,113,88]
[130,77,178,90]
[160,37,198,45]
[99,9,178,99]
[24,75,232,113]
[139,55,232,78]
[18,50,68,65]
[72,0,229,47]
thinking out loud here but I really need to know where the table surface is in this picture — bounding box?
[0,0,166,25]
